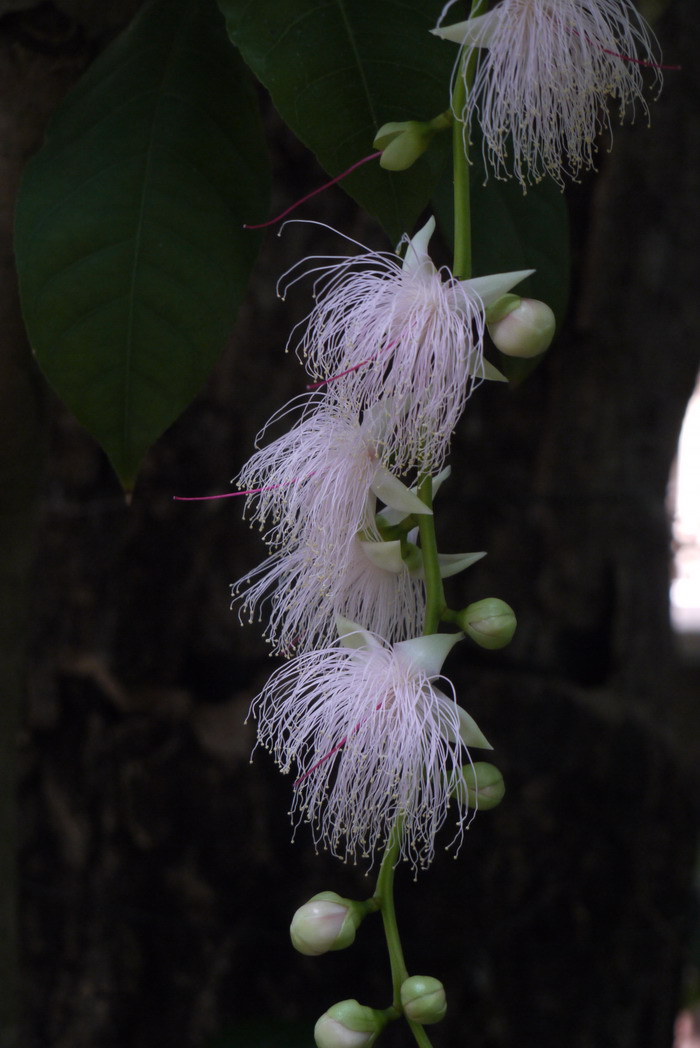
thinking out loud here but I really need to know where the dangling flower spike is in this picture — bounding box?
[250,617,492,870]
[283,218,531,472]
[433,0,664,187]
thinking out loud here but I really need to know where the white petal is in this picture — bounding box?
[411,550,486,581]
[359,399,392,444]
[461,270,534,308]
[402,216,436,275]
[371,466,432,517]
[473,359,508,383]
[430,12,497,47]
[334,615,382,651]
[434,689,493,749]
[359,538,405,574]
[393,632,462,679]
[437,551,487,579]
[378,467,450,526]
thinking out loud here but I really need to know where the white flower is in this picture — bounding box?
[236,532,426,655]
[432,0,663,187]
[281,219,531,471]
[237,397,429,560]
[250,618,492,870]
[233,398,431,653]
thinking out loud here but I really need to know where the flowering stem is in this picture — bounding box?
[374,825,435,1048]
[416,476,445,636]
[452,0,489,280]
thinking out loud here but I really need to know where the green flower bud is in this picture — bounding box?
[488,297,555,358]
[374,121,432,171]
[456,597,516,650]
[374,113,450,172]
[400,976,447,1025]
[452,762,505,810]
[290,891,365,956]
[315,1000,386,1048]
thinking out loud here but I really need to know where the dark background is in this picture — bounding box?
[0,2,699,1046]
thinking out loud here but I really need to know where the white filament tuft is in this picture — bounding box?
[233,399,424,653]
[453,0,663,187]
[279,241,485,473]
[251,637,475,870]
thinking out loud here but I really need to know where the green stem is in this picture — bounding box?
[374,10,494,1046]
[375,828,408,1006]
[416,476,445,635]
[374,828,435,1048]
[452,0,490,281]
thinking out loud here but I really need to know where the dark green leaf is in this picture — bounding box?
[218,0,455,242]
[15,0,270,489]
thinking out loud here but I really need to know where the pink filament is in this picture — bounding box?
[294,701,383,786]
[599,46,680,70]
[244,152,382,230]
[305,326,409,390]
[569,25,680,71]
[173,474,314,502]
[306,356,375,391]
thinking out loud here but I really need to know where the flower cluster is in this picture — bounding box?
[235,217,511,866]
[234,0,666,873]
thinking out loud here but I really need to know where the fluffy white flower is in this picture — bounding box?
[433,0,663,187]
[236,532,426,655]
[233,399,431,653]
[251,619,492,870]
[282,219,531,471]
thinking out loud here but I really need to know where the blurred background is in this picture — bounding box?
[0,1,699,1046]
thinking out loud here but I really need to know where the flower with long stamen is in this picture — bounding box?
[281,218,531,471]
[432,0,663,187]
[238,397,429,555]
[233,398,432,653]
[235,532,426,655]
[251,617,493,870]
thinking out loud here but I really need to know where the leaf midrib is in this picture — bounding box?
[122,3,194,469]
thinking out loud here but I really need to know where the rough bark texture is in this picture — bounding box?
[4,2,699,1047]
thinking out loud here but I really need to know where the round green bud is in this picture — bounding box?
[452,762,505,810]
[290,891,358,956]
[456,598,516,650]
[315,1000,385,1048]
[488,298,556,358]
[400,976,447,1025]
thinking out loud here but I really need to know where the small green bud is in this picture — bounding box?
[315,1000,386,1048]
[400,976,447,1025]
[373,114,452,171]
[374,121,433,171]
[456,597,516,650]
[453,762,505,810]
[488,298,555,358]
[290,891,364,956]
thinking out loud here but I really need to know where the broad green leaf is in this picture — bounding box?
[218,0,454,243]
[433,152,570,383]
[15,0,270,489]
